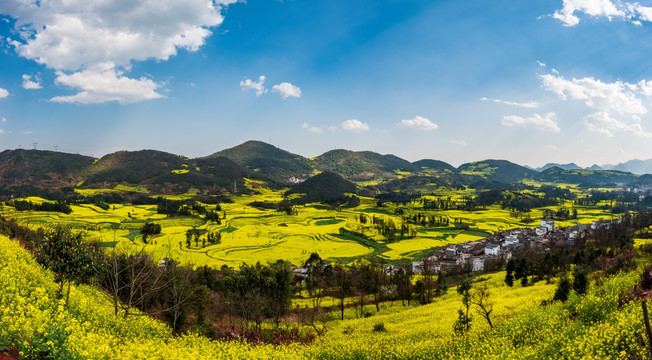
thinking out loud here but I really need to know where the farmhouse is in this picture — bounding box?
[484,243,500,256]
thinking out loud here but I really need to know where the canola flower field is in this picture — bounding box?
[0,183,615,268]
[1,233,650,359]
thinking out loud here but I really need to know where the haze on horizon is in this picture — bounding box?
[2,0,652,168]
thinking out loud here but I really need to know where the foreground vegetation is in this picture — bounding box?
[2,214,652,359]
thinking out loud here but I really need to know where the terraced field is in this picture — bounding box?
[0,183,616,268]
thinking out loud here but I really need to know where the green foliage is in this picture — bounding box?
[572,267,589,295]
[372,322,386,332]
[553,274,571,302]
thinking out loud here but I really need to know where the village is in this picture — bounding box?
[407,218,615,276]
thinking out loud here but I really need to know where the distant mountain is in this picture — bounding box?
[412,159,456,172]
[536,163,582,172]
[285,171,356,203]
[82,150,259,194]
[604,159,652,175]
[586,164,604,171]
[312,149,419,180]
[458,160,538,183]
[536,167,637,185]
[205,140,312,184]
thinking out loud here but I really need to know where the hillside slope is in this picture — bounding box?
[1,231,647,359]
[458,159,538,183]
[312,149,419,180]
[205,140,312,184]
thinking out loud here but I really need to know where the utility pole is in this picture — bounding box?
[33,142,38,150]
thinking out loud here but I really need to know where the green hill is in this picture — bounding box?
[312,149,419,180]
[285,171,356,203]
[82,150,259,194]
[536,167,638,185]
[458,159,538,183]
[205,140,312,184]
[412,159,456,172]
[0,149,95,198]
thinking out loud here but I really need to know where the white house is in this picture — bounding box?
[535,226,548,236]
[471,257,485,272]
[503,235,519,246]
[541,219,555,232]
[484,243,500,256]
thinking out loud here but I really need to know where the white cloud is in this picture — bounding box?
[501,112,561,132]
[584,111,652,137]
[21,130,33,135]
[545,144,559,151]
[22,74,42,89]
[0,87,8,98]
[1,117,6,122]
[450,139,467,146]
[301,122,323,133]
[341,119,369,132]
[240,76,267,96]
[552,0,625,26]
[399,115,439,131]
[0,129,4,134]
[540,73,647,115]
[537,61,546,67]
[50,69,163,105]
[272,82,301,99]
[1,0,234,104]
[550,0,652,26]
[492,98,540,108]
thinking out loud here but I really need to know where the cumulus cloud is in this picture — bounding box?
[341,119,370,132]
[552,0,624,26]
[1,117,6,122]
[399,115,439,131]
[240,76,267,96]
[1,0,234,104]
[584,111,652,137]
[272,82,301,99]
[550,0,652,26]
[540,73,647,115]
[50,69,163,105]
[0,87,8,98]
[501,112,561,132]
[22,74,42,89]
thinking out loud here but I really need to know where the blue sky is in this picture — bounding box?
[2,0,652,167]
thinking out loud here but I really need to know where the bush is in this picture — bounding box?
[372,322,386,332]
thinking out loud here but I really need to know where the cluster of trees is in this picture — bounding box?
[422,196,469,211]
[357,214,417,239]
[7,200,73,214]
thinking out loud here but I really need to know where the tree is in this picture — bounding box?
[266,260,295,326]
[99,247,167,318]
[331,265,352,320]
[505,259,515,287]
[140,222,161,236]
[553,274,571,302]
[453,279,472,335]
[391,267,413,306]
[436,271,448,297]
[36,224,102,307]
[161,260,197,333]
[471,284,494,329]
[572,266,588,295]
